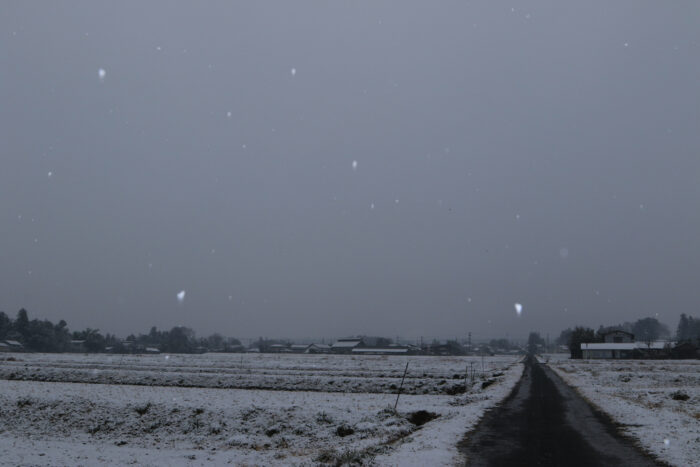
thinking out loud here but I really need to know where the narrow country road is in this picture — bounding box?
[459,356,662,466]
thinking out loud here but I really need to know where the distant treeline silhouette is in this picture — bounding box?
[2,308,698,357]
[0,308,240,353]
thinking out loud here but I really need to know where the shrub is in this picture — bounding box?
[335,425,355,437]
[16,397,32,408]
[671,391,689,401]
[481,379,496,389]
[407,410,439,426]
[134,402,151,415]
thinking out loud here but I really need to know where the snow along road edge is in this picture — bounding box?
[376,358,525,466]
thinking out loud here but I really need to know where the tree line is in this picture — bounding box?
[0,308,240,354]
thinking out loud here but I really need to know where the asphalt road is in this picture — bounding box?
[459,356,662,466]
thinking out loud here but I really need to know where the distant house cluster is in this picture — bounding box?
[580,330,675,359]
[250,337,517,356]
[262,338,419,355]
[266,343,332,354]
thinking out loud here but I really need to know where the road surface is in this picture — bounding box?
[459,356,662,466]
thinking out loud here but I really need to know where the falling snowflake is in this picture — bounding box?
[47,171,53,178]
[663,439,670,447]
[559,247,569,259]
[370,203,375,210]
[98,68,106,81]
[352,160,358,170]
[227,111,232,118]
[514,303,523,316]
[177,290,186,303]
[290,68,296,76]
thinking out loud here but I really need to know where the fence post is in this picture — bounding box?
[394,361,410,411]
[464,364,468,394]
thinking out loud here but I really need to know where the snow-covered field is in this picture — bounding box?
[546,355,700,467]
[0,353,522,466]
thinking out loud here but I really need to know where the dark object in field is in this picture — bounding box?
[335,425,355,437]
[16,397,32,408]
[134,402,151,415]
[265,427,280,437]
[407,410,440,426]
[445,384,466,395]
[481,379,496,389]
[671,391,689,401]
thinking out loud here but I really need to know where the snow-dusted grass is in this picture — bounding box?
[0,353,522,466]
[547,355,700,467]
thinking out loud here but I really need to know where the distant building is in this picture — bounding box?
[600,330,634,343]
[331,338,365,354]
[581,341,672,359]
[69,340,87,352]
[268,344,290,353]
[289,344,310,353]
[3,340,24,351]
[351,346,411,355]
[306,343,331,354]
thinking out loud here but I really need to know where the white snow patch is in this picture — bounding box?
[176,290,186,303]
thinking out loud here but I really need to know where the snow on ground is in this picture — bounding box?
[0,353,522,466]
[547,355,700,467]
[0,352,512,395]
[376,360,523,466]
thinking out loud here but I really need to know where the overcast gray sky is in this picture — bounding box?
[1,1,699,341]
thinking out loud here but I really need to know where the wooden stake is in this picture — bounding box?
[394,361,409,411]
